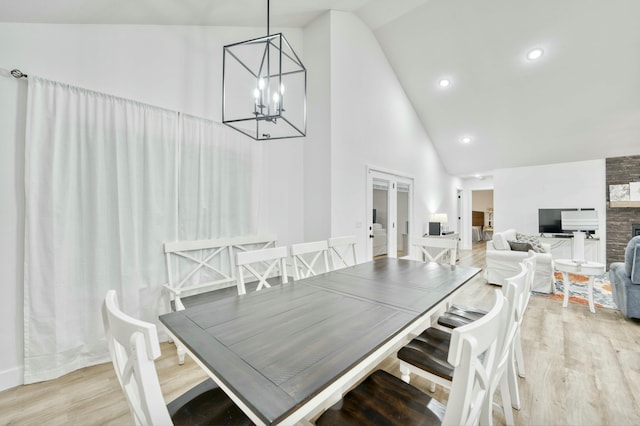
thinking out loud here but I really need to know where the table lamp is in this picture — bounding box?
[561,210,598,262]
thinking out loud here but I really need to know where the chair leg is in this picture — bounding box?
[514,330,525,378]
[500,374,515,426]
[429,381,436,393]
[480,387,493,426]
[508,351,521,410]
[177,344,186,365]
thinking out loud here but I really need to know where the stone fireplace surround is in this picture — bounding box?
[606,155,640,265]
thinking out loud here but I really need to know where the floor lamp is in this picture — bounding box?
[561,210,598,262]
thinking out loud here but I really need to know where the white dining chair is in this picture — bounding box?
[236,246,289,295]
[437,253,536,411]
[328,235,357,270]
[413,236,457,266]
[290,240,330,280]
[316,289,507,426]
[397,267,527,425]
[509,255,536,410]
[101,290,250,426]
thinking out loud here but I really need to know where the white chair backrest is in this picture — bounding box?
[102,290,171,426]
[482,265,528,425]
[163,235,277,306]
[236,246,289,295]
[328,235,358,270]
[413,236,457,266]
[504,264,528,346]
[442,289,507,426]
[291,240,330,280]
[522,251,537,309]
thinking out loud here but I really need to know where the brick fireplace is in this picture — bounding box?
[606,155,640,265]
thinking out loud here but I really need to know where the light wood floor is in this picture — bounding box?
[2,242,640,425]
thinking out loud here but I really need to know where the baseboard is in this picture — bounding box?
[0,365,24,392]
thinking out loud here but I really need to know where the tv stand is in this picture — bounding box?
[538,236,601,262]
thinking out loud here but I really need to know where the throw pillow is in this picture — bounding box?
[508,241,533,252]
[492,232,510,250]
[516,233,544,253]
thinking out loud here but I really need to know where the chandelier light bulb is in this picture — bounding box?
[273,93,280,103]
[258,78,266,90]
[280,83,285,94]
[253,88,260,99]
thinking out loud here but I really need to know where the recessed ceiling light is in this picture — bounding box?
[526,48,544,61]
[439,79,451,88]
[461,136,472,144]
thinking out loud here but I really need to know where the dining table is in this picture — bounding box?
[159,257,481,425]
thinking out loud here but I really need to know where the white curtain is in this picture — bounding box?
[171,115,263,290]
[24,77,262,383]
[178,114,262,240]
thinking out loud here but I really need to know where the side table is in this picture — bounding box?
[554,259,605,313]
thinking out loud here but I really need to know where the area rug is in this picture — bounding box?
[538,271,617,310]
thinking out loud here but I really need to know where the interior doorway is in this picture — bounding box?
[471,189,494,243]
[367,168,413,260]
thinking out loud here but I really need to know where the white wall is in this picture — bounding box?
[302,13,332,242]
[493,159,606,261]
[327,11,457,261]
[0,23,305,390]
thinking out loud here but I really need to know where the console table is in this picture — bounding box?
[422,233,459,262]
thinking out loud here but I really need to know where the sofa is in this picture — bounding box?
[610,235,640,319]
[486,228,555,293]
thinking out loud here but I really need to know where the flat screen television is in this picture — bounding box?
[538,208,595,235]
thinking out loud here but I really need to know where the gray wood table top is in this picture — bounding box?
[159,258,481,425]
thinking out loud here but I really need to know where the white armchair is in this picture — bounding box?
[486,228,554,293]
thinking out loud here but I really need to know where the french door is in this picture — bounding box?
[366,168,413,260]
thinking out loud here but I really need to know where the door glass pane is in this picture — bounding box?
[372,178,389,258]
[396,183,410,257]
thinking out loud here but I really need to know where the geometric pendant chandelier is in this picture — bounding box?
[222,0,307,140]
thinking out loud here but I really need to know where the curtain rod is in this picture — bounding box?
[11,69,28,79]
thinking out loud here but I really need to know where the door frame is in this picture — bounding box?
[366,166,414,261]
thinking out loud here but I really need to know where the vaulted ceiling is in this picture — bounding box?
[3,0,640,177]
